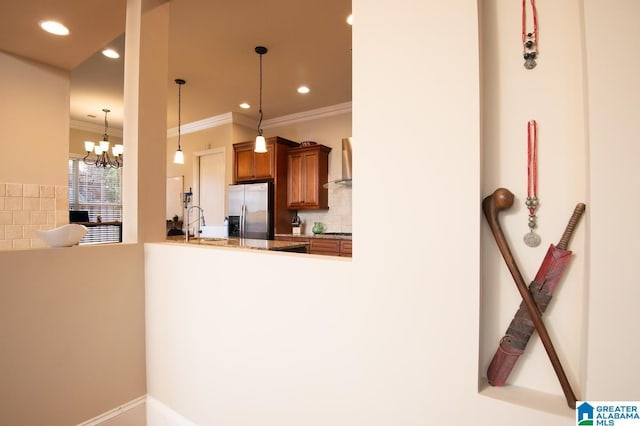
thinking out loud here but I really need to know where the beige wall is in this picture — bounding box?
[0,52,69,186]
[0,0,164,423]
[0,53,72,250]
[0,244,146,426]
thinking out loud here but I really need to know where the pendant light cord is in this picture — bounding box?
[177,82,183,150]
[257,51,264,136]
[103,109,110,141]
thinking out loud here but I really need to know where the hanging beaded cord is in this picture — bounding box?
[522,0,538,69]
[524,120,541,247]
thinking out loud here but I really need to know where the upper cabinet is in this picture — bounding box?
[233,136,300,234]
[233,137,298,183]
[287,144,332,210]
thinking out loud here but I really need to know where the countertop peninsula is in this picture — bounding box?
[275,233,352,240]
[165,236,309,252]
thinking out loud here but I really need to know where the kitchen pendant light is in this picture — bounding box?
[173,78,186,164]
[254,46,268,153]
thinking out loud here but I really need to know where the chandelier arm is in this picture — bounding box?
[83,152,95,165]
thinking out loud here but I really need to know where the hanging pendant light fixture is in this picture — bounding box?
[173,78,186,164]
[83,108,123,168]
[254,46,268,153]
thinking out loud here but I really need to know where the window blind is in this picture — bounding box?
[68,159,122,244]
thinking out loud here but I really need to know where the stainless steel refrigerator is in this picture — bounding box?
[227,182,273,239]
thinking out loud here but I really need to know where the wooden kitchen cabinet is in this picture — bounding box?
[233,137,298,182]
[275,235,352,257]
[234,144,272,181]
[287,144,331,210]
[309,238,340,255]
[340,240,352,257]
[233,137,299,235]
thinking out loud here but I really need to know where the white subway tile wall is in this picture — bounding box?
[0,182,69,250]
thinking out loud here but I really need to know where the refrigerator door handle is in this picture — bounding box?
[240,203,245,237]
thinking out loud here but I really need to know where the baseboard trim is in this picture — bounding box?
[147,395,198,426]
[76,395,146,426]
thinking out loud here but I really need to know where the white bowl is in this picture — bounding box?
[35,224,88,247]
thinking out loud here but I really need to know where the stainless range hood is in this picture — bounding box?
[323,137,352,188]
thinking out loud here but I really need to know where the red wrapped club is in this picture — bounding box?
[487,199,585,388]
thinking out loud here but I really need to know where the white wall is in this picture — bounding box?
[582,0,640,400]
[145,0,640,425]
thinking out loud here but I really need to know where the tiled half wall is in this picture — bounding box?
[0,182,69,250]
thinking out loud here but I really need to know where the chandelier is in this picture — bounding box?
[83,108,123,168]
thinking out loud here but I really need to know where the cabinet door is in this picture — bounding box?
[253,145,274,179]
[235,146,255,181]
[309,238,341,256]
[235,143,274,182]
[340,240,352,257]
[287,152,305,207]
[301,151,320,207]
[287,150,322,209]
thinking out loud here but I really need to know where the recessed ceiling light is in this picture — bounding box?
[346,14,353,26]
[102,48,120,59]
[239,102,251,109]
[297,86,310,94]
[39,20,70,36]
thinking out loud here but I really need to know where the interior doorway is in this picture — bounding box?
[193,147,226,227]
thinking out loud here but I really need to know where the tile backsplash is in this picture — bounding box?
[0,182,69,250]
[296,184,352,234]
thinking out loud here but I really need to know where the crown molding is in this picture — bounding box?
[73,102,351,141]
[167,112,235,138]
[166,102,352,136]
[262,101,352,129]
[70,120,123,138]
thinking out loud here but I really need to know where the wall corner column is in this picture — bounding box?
[122,0,170,243]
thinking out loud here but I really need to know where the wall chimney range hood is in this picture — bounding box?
[323,137,352,188]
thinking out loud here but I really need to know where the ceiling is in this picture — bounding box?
[0,0,352,131]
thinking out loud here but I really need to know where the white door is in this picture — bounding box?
[196,148,226,226]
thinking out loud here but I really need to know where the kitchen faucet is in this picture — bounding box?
[186,205,205,242]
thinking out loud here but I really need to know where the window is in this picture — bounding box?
[68,156,122,244]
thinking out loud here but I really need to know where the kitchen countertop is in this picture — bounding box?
[275,233,352,240]
[165,236,309,252]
